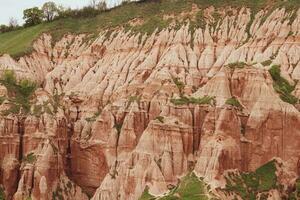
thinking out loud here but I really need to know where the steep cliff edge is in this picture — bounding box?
[0,1,300,200]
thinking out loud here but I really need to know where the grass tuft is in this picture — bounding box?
[268,65,298,104]
[223,160,277,199]
[155,116,164,123]
[0,70,36,115]
[225,97,242,109]
[23,152,37,164]
[171,95,215,106]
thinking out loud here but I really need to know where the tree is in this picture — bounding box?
[23,7,43,26]
[42,1,58,22]
[97,0,107,11]
[8,17,18,28]
[0,24,10,33]
[90,0,107,10]
[90,0,98,8]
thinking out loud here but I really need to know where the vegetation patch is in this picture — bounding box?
[129,95,141,104]
[268,65,298,104]
[261,60,272,66]
[139,186,155,200]
[172,77,185,95]
[171,95,215,106]
[0,70,36,115]
[0,0,299,57]
[226,62,248,69]
[23,152,37,164]
[225,97,242,109]
[114,122,123,135]
[159,173,209,200]
[85,111,101,122]
[155,116,164,123]
[52,185,64,200]
[0,186,4,200]
[222,160,277,199]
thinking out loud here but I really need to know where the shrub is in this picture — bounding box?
[227,62,247,69]
[261,60,272,66]
[139,186,155,200]
[18,79,36,98]
[23,152,37,164]
[0,70,37,115]
[170,96,190,105]
[223,160,277,199]
[128,95,141,104]
[0,187,4,200]
[114,122,123,135]
[173,77,185,95]
[225,97,242,109]
[155,116,164,123]
[23,7,43,27]
[268,65,298,104]
[171,95,215,106]
[85,111,101,122]
[1,70,17,91]
[160,173,209,200]
[189,96,215,105]
[32,104,43,117]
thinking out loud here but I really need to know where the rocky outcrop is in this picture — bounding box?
[0,4,299,200]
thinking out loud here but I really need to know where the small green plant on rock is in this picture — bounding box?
[0,186,4,200]
[0,70,37,115]
[268,65,298,104]
[114,122,123,135]
[139,186,155,200]
[23,152,37,164]
[129,95,141,104]
[172,77,185,95]
[155,116,164,123]
[223,160,277,199]
[261,60,272,66]
[226,62,247,69]
[225,97,242,109]
[171,95,215,106]
[85,110,101,122]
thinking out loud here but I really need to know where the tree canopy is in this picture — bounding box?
[23,7,43,26]
[42,1,59,22]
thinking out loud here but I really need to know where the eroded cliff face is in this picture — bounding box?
[0,5,300,200]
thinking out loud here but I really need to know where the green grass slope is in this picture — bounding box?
[0,0,299,58]
[139,173,211,200]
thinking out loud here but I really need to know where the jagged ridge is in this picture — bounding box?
[0,2,300,200]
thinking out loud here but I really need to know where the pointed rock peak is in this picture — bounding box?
[193,70,231,107]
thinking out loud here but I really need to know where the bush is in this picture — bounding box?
[51,91,63,114]
[225,97,242,108]
[268,65,298,104]
[85,111,101,122]
[171,95,215,106]
[261,60,272,66]
[160,173,209,200]
[23,7,43,27]
[23,152,37,164]
[0,70,36,115]
[114,122,123,135]
[0,187,4,200]
[227,62,247,69]
[223,160,277,199]
[56,6,103,19]
[18,79,37,98]
[139,186,155,200]
[155,116,164,123]
[173,77,185,95]
[128,95,141,104]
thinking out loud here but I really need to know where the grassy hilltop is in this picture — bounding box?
[0,0,299,58]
